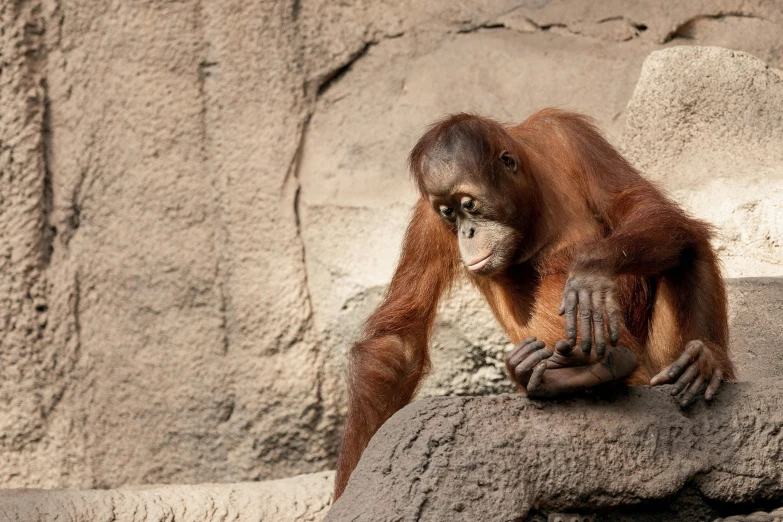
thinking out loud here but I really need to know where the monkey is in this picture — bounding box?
[333,109,735,498]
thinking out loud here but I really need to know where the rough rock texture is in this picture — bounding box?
[717,508,783,522]
[726,279,783,382]
[326,383,783,522]
[1,0,783,491]
[2,0,338,488]
[621,47,783,277]
[0,471,334,522]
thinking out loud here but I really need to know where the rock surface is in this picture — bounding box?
[0,471,334,522]
[621,47,783,277]
[1,0,783,490]
[326,383,783,522]
[726,278,783,382]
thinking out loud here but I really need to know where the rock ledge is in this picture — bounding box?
[327,382,782,522]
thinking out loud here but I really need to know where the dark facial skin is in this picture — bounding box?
[422,148,522,275]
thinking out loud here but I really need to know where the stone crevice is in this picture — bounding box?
[195,0,229,356]
[314,31,405,99]
[40,76,56,268]
[465,12,650,42]
[283,113,315,333]
[663,13,781,43]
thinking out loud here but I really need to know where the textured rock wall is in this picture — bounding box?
[1,0,782,490]
[1,0,384,489]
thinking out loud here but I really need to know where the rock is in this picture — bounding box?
[2,0,344,488]
[621,46,783,277]
[326,383,783,522]
[0,471,334,522]
[716,507,783,522]
[727,278,783,381]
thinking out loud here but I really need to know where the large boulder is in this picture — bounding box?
[621,46,783,277]
[326,383,783,521]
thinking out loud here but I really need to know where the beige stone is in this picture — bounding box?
[621,47,783,277]
[0,471,334,522]
[726,278,783,382]
[0,0,384,489]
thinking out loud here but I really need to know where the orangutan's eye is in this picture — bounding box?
[500,151,517,171]
[440,206,454,219]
